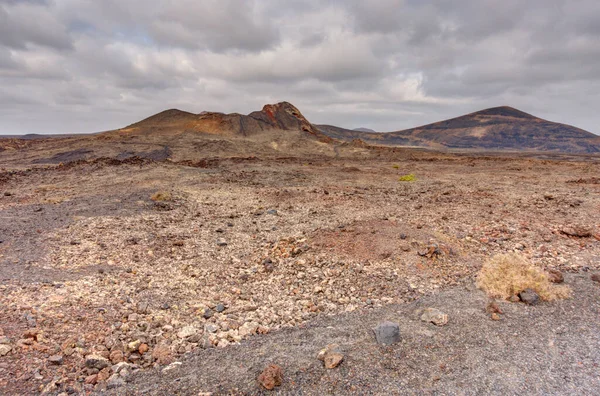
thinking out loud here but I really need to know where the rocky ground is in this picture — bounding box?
[0,151,599,395]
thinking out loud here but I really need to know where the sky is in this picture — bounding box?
[1,0,599,135]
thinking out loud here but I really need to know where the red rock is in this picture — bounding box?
[97,367,111,382]
[486,301,503,314]
[257,364,283,390]
[138,343,149,354]
[546,269,564,284]
[85,374,98,385]
[109,350,124,364]
[152,345,173,365]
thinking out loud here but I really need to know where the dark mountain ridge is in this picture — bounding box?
[318,106,600,153]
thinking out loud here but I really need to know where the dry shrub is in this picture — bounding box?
[150,191,172,202]
[476,253,571,301]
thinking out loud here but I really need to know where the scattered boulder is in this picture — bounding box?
[48,354,63,365]
[485,301,503,315]
[560,225,592,238]
[177,326,198,339]
[546,269,564,284]
[203,308,214,319]
[109,350,124,364]
[420,308,449,326]
[317,344,344,369]
[373,321,401,345]
[519,289,540,305]
[509,295,521,303]
[257,364,283,390]
[138,343,149,354]
[0,344,11,357]
[152,345,173,365]
[85,354,110,370]
[238,322,259,338]
[127,339,141,352]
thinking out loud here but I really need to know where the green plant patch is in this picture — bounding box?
[398,173,416,182]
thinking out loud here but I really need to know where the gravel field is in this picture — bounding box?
[0,152,599,395]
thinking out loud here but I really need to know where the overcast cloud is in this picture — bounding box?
[1,0,599,134]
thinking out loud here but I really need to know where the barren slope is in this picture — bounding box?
[319,106,600,153]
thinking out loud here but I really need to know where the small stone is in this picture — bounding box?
[97,367,111,382]
[138,343,149,354]
[128,352,141,363]
[161,361,182,373]
[591,273,600,283]
[204,324,219,334]
[112,362,130,374]
[519,289,540,305]
[203,308,214,319]
[127,340,141,352]
[109,350,124,364]
[257,364,283,390]
[324,352,344,369]
[107,373,125,389]
[216,238,228,247]
[373,321,401,345]
[0,336,10,345]
[546,269,564,284]
[152,345,173,365]
[215,303,225,313]
[238,322,259,337]
[85,354,110,370]
[491,313,501,321]
[420,308,449,326]
[136,301,150,314]
[48,354,63,365]
[509,295,521,303]
[23,329,39,340]
[177,326,198,339]
[266,209,278,215]
[0,345,11,356]
[560,226,592,238]
[317,344,344,369]
[486,301,503,315]
[85,374,98,385]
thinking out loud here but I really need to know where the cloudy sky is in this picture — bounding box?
[1,0,599,135]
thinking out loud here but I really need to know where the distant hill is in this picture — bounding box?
[121,102,332,142]
[318,106,600,153]
[353,127,376,133]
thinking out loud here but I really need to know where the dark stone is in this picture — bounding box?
[519,289,540,305]
[215,303,225,313]
[203,308,214,319]
[373,321,401,345]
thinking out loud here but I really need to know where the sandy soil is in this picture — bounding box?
[0,149,599,395]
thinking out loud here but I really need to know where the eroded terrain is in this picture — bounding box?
[0,151,599,394]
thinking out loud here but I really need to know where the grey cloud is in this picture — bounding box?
[0,2,72,50]
[149,1,280,52]
[0,0,599,135]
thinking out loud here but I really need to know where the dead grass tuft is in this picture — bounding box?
[476,253,571,301]
[150,191,172,202]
